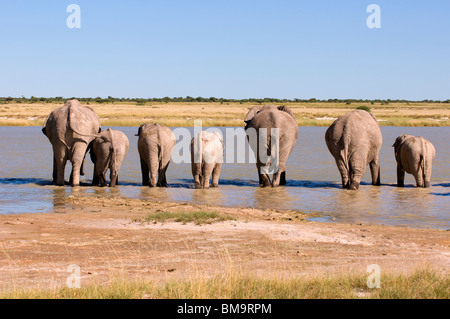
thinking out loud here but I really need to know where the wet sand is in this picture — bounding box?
[0,194,448,292]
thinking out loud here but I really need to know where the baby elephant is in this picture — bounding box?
[90,128,129,187]
[393,134,436,188]
[190,131,224,189]
[137,123,176,187]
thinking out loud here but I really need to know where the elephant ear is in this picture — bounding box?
[244,105,263,123]
[277,105,295,119]
[392,135,408,160]
[136,123,145,136]
[68,99,101,137]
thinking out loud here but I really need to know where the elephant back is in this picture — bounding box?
[67,100,101,138]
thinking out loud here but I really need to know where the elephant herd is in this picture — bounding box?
[42,99,436,189]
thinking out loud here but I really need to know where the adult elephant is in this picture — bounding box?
[325,109,382,190]
[392,134,435,188]
[244,104,298,187]
[42,99,101,186]
[90,128,129,187]
[137,123,176,187]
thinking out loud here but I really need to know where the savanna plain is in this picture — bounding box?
[0,101,449,299]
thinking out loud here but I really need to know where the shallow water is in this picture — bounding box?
[0,126,448,229]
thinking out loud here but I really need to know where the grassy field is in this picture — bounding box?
[2,268,447,299]
[0,101,449,127]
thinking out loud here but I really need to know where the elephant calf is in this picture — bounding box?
[190,131,224,189]
[325,109,383,190]
[137,123,176,187]
[393,134,435,188]
[90,128,129,187]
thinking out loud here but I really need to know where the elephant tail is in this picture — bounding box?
[419,137,428,185]
[108,129,118,178]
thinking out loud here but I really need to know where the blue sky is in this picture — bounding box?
[0,1,449,100]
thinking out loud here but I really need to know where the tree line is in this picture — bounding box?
[0,96,449,105]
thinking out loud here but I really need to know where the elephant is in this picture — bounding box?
[90,128,129,187]
[137,123,176,187]
[392,134,435,188]
[325,109,382,190]
[244,104,298,187]
[42,99,101,186]
[190,131,224,189]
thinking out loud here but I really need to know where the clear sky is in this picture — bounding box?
[0,1,449,100]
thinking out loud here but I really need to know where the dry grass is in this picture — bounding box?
[137,210,236,225]
[2,268,447,299]
[0,102,448,127]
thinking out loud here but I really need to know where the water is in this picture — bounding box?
[0,126,448,229]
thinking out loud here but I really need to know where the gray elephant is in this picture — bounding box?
[42,99,101,186]
[190,131,224,189]
[137,123,176,187]
[244,104,298,187]
[325,109,382,190]
[392,134,435,188]
[90,128,129,187]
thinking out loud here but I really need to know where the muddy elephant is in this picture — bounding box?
[190,131,224,189]
[392,134,435,188]
[244,104,298,187]
[137,123,176,187]
[90,128,129,187]
[42,99,101,186]
[325,109,382,190]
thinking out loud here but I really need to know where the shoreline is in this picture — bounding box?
[0,194,448,294]
[0,102,449,127]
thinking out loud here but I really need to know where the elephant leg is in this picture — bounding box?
[140,157,150,186]
[211,163,222,188]
[52,157,57,184]
[94,152,109,187]
[369,159,381,186]
[202,162,215,189]
[280,171,286,186]
[157,161,169,187]
[349,166,364,190]
[109,171,118,187]
[98,171,107,187]
[80,157,85,176]
[335,157,349,189]
[396,164,405,187]
[148,148,159,188]
[71,142,88,186]
[192,163,203,189]
[271,163,286,187]
[53,143,68,186]
[92,162,100,186]
[348,156,364,190]
[414,167,424,188]
[256,163,271,187]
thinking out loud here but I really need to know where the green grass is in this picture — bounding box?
[2,268,447,299]
[139,210,235,225]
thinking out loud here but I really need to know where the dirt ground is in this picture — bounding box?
[0,195,449,292]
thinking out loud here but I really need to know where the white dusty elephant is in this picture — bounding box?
[190,131,224,189]
[42,99,101,186]
[325,109,382,190]
[90,128,129,187]
[137,123,176,187]
[393,134,435,188]
[244,104,298,187]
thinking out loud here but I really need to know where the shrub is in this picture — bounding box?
[356,106,371,112]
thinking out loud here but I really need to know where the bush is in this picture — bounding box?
[356,106,371,112]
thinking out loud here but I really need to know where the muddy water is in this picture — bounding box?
[0,126,448,229]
